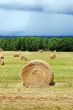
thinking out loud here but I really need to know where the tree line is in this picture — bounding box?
[0,37,73,51]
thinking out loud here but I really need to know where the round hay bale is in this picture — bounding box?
[50,54,56,59]
[21,60,54,87]
[21,56,27,61]
[54,50,56,52]
[14,54,19,57]
[0,60,4,65]
[38,50,44,52]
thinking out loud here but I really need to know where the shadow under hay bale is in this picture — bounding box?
[21,60,54,87]
[21,56,27,61]
[0,60,4,65]
[0,56,4,59]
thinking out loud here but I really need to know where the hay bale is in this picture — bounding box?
[21,56,27,61]
[0,60,4,65]
[14,54,19,57]
[54,50,56,52]
[38,50,44,52]
[21,60,54,87]
[50,50,56,59]
[50,54,56,59]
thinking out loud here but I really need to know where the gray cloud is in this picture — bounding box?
[0,0,42,11]
[0,0,73,14]
[42,0,73,14]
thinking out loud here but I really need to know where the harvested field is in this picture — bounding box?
[0,51,73,110]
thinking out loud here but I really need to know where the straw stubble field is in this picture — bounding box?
[0,51,73,110]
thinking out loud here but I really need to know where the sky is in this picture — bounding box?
[0,0,73,36]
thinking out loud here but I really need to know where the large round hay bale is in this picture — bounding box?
[21,60,54,87]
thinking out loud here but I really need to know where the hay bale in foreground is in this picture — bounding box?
[21,60,54,87]
[21,56,27,61]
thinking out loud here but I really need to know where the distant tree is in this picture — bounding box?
[0,37,73,52]
[42,38,49,51]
